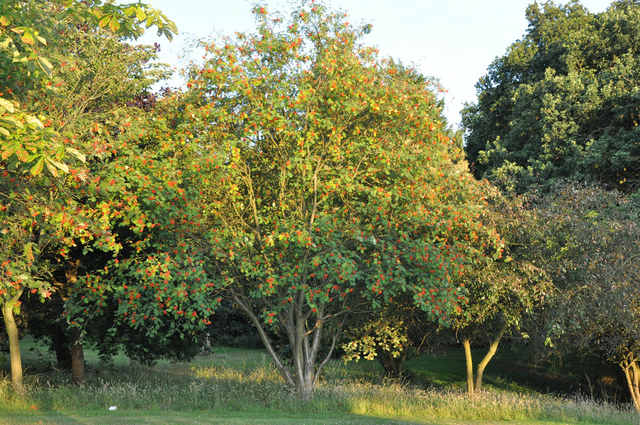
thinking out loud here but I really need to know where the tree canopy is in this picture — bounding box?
[0,0,176,175]
[0,0,176,390]
[531,183,640,412]
[462,0,640,193]
[170,1,503,399]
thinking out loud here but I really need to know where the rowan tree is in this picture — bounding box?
[177,1,502,400]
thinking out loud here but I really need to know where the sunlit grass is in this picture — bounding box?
[0,337,637,424]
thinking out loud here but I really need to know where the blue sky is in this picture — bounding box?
[138,0,613,128]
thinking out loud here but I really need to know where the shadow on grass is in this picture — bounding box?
[406,344,628,403]
[0,409,465,425]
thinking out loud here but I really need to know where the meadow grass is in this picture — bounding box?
[0,337,637,424]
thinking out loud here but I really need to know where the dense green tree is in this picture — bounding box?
[462,0,640,193]
[62,124,218,374]
[174,1,502,400]
[531,183,640,412]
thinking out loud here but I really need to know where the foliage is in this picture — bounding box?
[441,188,553,394]
[0,0,176,389]
[532,183,640,412]
[0,0,176,175]
[175,0,502,399]
[462,0,640,193]
[63,138,219,347]
[340,295,438,379]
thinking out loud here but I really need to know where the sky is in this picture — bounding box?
[137,0,613,128]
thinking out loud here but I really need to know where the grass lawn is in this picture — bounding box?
[0,336,636,425]
[0,409,608,425]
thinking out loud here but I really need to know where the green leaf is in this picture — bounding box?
[30,157,44,176]
[37,56,53,77]
[165,19,178,35]
[162,28,173,42]
[0,36,10,51]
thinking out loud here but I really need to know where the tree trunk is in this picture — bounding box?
[231,294,296,388]
[474,322,508,393]
[461,322,508,395]
[64,259,84,384]
[378,349,407,379]
[202,332,211,356]
[231,292,339,401]
[2,292,24,392]
[70,326,85,386]
[52,326,72,369]
[285,301,325,401]
[621,356,640,413]
[462,337,474,394]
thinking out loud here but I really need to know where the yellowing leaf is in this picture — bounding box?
[0,98,15,113]
[44,159,59,177]
[123,6,136,17]
[30,157,44,176]
[24,114,44,129]
[98,15,111,28]
[0,115,23,128]
[1,143,18,159]
[66,147,87,163]
[16,146,29,162]
[20,29,35,45]
[37,56,53,77]
[46,157,69,174]
[136,7,147,21]
[109,15,121,32]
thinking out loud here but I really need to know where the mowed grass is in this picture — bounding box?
[0,336,636,425]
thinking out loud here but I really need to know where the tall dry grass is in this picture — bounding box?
[0,360,636,424]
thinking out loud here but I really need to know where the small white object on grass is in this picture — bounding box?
[109,406,117,411]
